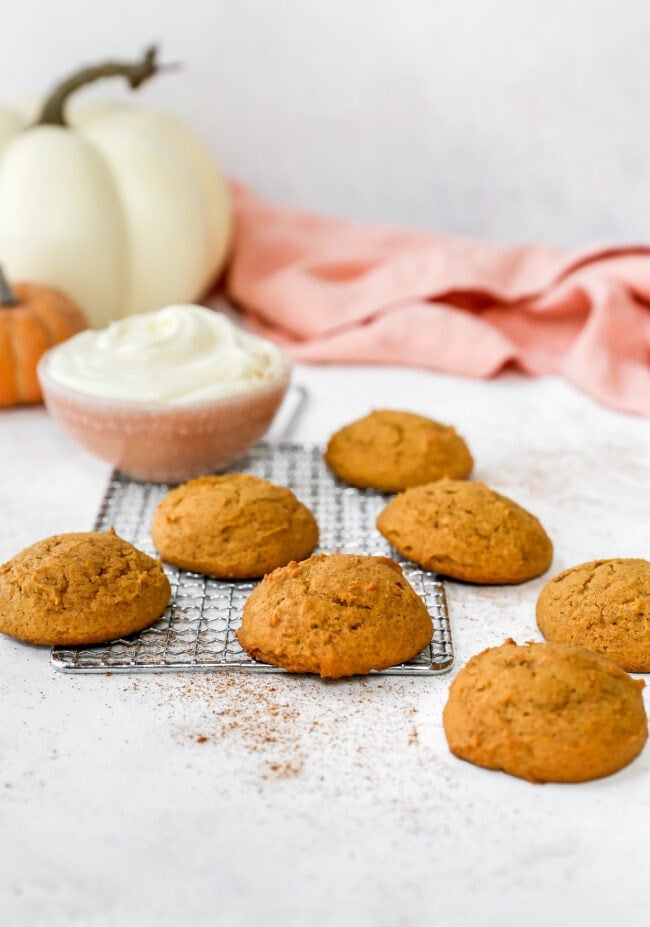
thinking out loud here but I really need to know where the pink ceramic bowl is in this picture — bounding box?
[38,350,291,484]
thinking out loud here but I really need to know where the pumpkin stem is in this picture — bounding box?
[35,45,180,128]
[0,266,19,307]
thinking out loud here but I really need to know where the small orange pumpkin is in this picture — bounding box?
[0,266,87,407]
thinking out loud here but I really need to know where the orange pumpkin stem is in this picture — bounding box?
[35,45,181,128]
[0,265,18,307]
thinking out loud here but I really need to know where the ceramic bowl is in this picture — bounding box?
[38,349,291,484]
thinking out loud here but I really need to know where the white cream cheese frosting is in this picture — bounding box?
[44,305,288,405]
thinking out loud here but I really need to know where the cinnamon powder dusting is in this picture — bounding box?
[167,674,307,780]
[124,674,428,791]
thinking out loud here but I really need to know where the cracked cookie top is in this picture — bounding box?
[152,474,319,579]
[324,409,473,492]
[377,479,553,584]
[0,529,170,646]
[537,558,650,672]
[237,553,433,678]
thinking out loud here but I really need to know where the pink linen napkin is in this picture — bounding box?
[223,183,650,417]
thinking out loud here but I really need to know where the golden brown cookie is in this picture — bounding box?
[324,409,473,492]
[236,553,433,678]
[536,558,650,672]
[152,474,319,579]
[377,480,552,584]
[443,639,647,783]
[0,529,170,646]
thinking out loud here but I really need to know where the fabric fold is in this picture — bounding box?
[221,182,650,417]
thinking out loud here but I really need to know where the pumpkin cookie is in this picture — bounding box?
[0,530,170,646]
[377,480,552,584]
[443,639,647,783]
[237,553,433,678]
[324,409,473,492]
[152,474,319,579]
[536,558,650,672]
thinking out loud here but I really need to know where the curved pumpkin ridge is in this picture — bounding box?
[0,283,87,406]
[11,308,50,403]
[20,283,87,342]
[0,127,129,329]
[0,311,17,405]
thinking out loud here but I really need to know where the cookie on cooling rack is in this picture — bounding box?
[443,639,648,783]
[376,480,552,584]
[324,409,473,492]
[0,529,170,646]
[152,473,319,579]
[236,552,433,678]
[536,558,650,672]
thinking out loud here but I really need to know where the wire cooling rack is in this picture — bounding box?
[50,443,454,675]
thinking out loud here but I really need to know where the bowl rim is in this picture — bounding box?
[37,344,292,414]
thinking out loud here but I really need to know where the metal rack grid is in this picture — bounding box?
[51,443,454,675]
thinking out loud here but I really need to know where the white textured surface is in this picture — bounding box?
[1,0,649,245]
[0,364,649,926]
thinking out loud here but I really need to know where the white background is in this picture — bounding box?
[1,0,648,245]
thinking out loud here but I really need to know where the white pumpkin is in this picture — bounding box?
[0,48,231,328]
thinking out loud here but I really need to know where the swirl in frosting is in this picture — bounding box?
[44,305,288,405]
